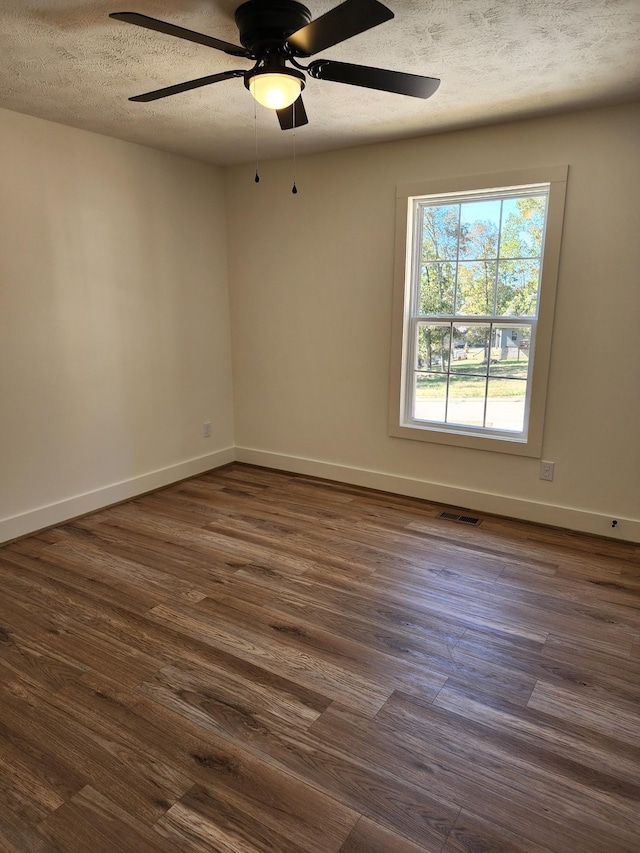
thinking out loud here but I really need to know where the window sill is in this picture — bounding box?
[388,419,542,457]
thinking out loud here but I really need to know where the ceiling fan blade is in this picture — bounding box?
[277,97,309,130]
[110,12,251,58]
[286,0,393,56]
[129,70,246,102]
[309,60,440,99]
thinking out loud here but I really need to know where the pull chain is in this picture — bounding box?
[254,98,260,183]
[291,104,297,195]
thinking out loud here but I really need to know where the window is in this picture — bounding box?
[389,167,567,456]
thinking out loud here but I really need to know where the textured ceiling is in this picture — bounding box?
[1,0,639,166]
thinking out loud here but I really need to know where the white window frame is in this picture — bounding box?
[389,166,568,457]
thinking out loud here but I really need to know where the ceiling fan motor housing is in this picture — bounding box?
[235,0,312,56]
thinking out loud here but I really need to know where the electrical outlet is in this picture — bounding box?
[539,460,555,481]
[203,421,212,438]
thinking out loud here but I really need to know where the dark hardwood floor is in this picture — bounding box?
[1,463,639,852]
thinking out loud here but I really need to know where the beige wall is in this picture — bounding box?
[2,102,638,543]
[226,102,640,540]
[0,108,235,540]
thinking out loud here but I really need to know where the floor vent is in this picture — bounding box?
[437,511,482,526]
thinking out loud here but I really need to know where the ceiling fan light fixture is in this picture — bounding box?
[248,68,305,110]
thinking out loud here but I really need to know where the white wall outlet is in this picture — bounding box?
[540,460,555,481]
[203,421,212,438]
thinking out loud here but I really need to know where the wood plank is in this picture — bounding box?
[527,680,640,748]
[130,690,458,851]
[59,680,361,852]
[312,697,640,853]
[194,595,448,701]
[37,785,180,853]
[428,682,640,788]
[339,816,443,853]
[0,675,191,827]
[442,810,557,853]
[0,462,638,853]
[147,601,394,715]
[156,775,357,853]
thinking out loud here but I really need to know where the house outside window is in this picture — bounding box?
[389,166,568,457]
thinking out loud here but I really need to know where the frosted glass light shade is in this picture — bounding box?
[248,72,302,110]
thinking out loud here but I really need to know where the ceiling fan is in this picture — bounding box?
[110,0,440,130]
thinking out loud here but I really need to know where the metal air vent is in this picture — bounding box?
[437,511,482,526]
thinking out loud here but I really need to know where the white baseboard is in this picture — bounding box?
[4,445,637,545]
[235,447,640,543]
[0,447,235,544]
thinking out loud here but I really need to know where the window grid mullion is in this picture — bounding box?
[452,204,461,315]
[408,317,420,422]
[493,200,503,316]
[443,322,452,423]
[413,203,424,317]
[482,322,493,427]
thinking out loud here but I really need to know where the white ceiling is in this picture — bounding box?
[1,0,639,166]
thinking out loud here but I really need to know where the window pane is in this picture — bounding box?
[419,262,455,314]
[416,325,450,372]
[485,378,527,432]
[459,200,501,260]
[446,375,487,426]
[413,372,446,422]
[497,259,540,316]
[489,327,531,378]
[499,196,546,259]
[420,204,459,260]
[455,261,497,315]
[450,324,490,375]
